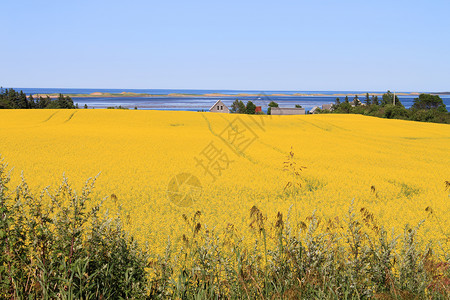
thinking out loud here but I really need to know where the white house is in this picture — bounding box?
[309,106,320,114]
[321,103,333,111]
[209,100,229,113]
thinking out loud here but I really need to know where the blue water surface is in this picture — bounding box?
[7,88,450,111]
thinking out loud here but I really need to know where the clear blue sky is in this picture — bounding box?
[1,0,449,91]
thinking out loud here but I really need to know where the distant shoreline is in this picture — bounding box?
[31,91,425,99]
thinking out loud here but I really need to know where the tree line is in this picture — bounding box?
[230,99,301,115]
[318,91,449,124]
[230,99,258,114]
[0,87,77,109]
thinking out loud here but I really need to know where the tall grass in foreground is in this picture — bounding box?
[0,159,148,299]
[0,159,449,299]
[150,208,449,299]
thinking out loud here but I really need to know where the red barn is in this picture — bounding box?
[255,106,262,113]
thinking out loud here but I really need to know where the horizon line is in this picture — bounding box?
[3,86,449,94]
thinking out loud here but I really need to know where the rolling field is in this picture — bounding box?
[0,109,449,255]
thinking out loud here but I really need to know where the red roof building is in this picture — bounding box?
[255,106,262,113]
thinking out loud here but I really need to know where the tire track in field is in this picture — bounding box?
[64,111,77,123]
[256,139,287,155]
[217,115,288,155]
[217,114,292,163]
[42,111,59,123]
[200,114,259,164]
[294,118,334,132]
[206,114,290,168]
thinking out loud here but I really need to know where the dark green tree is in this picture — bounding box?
[0,88,29,109]
[230,99,239,113]
[353,95,360,106]
[372,95,379,106]
[37,96,51,109]
[295,104,302,108]
[384,104,409,119]
[230,99,245,113]
[238,101,246,113]
[53,93,75,109]
[231,99,246,113]
[365,93,371,105]
[382,90,402,107]
[246,101,257,114]
[0,88,76,109]
[28,95,36,108]
[267,101,279,115]
[0,97,9,109]
[18,91,28,108]
[335,101,352,113]
[411,94,447,112]
[332,98,341,110]
[0,87,11,108]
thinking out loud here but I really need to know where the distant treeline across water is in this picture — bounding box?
[10,88,450,111]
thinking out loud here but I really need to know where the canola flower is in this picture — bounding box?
[0,109,448,258]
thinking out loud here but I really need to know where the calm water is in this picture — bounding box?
[13,88,389,95]
[10,88,450,111]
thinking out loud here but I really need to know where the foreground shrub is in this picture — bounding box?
[0,158,148,299]
[1,157,449,299]
[148,207,449,299]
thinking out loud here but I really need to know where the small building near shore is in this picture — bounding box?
[322,103,333,111]
[271,107,305,115]
[209,100,229,113]
[309,106,320,114]
[255,106,262,113]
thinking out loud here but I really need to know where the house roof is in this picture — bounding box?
[271,107,305,110]
[209,99,226,111]
[322,103,333,110]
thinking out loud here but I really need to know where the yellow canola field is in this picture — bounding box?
[0,109,449,254]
